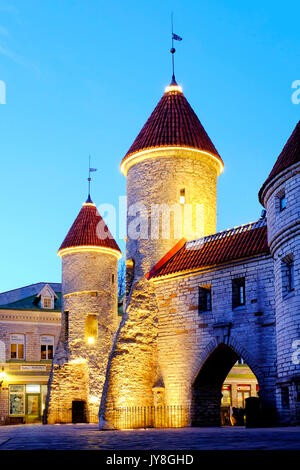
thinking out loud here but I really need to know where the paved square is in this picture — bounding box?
[0,425,300,450]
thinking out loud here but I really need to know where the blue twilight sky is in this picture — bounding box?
[0,0,299,292]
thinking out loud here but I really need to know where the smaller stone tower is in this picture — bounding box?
[45,196,122,424]
[259,121,300,424]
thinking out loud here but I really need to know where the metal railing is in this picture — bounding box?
[112,405,190,429]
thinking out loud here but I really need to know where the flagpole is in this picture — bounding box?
[171,12,175,82]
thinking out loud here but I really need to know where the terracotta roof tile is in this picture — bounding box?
[148,219,269,279]
[123,87,222,162]
[259,121,300,203]
[58,203,121,254]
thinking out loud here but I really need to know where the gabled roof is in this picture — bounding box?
[58,202,121,256]
[0,282,62,311]
[122,84,222,163]
[259,121,300,203]
[147,219,269,279]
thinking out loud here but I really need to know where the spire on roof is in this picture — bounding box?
[87,155,97,203]
[170,12,182,86]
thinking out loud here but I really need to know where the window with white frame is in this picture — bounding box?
[10,334,25,360]
[40,335,54,360]
[43,296,52,309]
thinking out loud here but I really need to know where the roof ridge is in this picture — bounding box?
[186,219,267,250]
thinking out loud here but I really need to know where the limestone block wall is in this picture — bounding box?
[264,165,300,424]
[126,149,219,280]
[152,254,277,424]
[45,250,119,424]
[99,279,159,429]
[100,254,278,428]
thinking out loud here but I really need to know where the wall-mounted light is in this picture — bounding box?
[180,188,186,205]
[0,368,7,388]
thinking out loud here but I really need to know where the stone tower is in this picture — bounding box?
[45,196,122,424]
[99,79,223,429]
[259,121,300,424]
[122,80,224,282]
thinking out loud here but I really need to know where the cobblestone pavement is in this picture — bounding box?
[0,425,299,450]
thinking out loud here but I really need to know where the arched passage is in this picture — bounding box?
[191,343,259,426]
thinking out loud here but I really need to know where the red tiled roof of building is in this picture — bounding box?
[259,121,300,203]
[122,86,222,163]
[58,202,121,254]
[148,219,269,279]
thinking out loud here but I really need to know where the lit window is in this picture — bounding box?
[10,334,25,360]
[85,314,98,343]
[232,278,245,309]
[180,188,185,205]
[9,385,25,415]
[221,385,232,406]
[198,286,212,313]
[40,335,54,360]
[43,297,51,309]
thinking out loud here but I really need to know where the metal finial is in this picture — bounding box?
[170,12,182,85]
[87,155,97,203]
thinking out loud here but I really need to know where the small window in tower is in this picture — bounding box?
[180,188,185,205]
[282,254,294,297]
[63,311,69,342]
[112,273,115,284]
[85,314,98,344]
[279,194,286,211]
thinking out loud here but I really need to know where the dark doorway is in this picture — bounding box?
[72,400,87,423]
[192,344,240,426]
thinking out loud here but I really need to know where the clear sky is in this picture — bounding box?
[0,0,299,292]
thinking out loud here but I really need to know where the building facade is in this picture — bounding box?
[0,283,61,424]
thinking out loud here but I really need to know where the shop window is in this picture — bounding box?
[281,386,290,409]
[237,384,251,408]
[85,314,98,343]
[232,277,245,309]
[40,335,54,360]
[282,254,294,297]
[10,334,25,360]
[9,385,25,415]
[221,385,232,406]
[198,286,212,313]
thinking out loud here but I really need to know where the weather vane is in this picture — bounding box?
[170,12,183,84]
[87,155,97,202]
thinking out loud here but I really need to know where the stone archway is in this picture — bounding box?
[191,343,260,426]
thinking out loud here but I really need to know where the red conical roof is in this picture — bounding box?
[58,202,121,255]
[259,121,300,203]
[122,85,222,163]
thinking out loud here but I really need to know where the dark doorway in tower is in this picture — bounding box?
[192,344,259,426]
[72,400,87,423]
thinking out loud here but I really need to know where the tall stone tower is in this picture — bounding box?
[45,196,122,424]
[99,79,223,428]
[259,121,300,424]
[122,80,223,282]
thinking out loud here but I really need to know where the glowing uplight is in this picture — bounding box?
[58,245,122,260]
[165,84,183,93]
[88,337,95,344]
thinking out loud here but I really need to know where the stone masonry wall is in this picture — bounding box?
[46,250,119,423]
